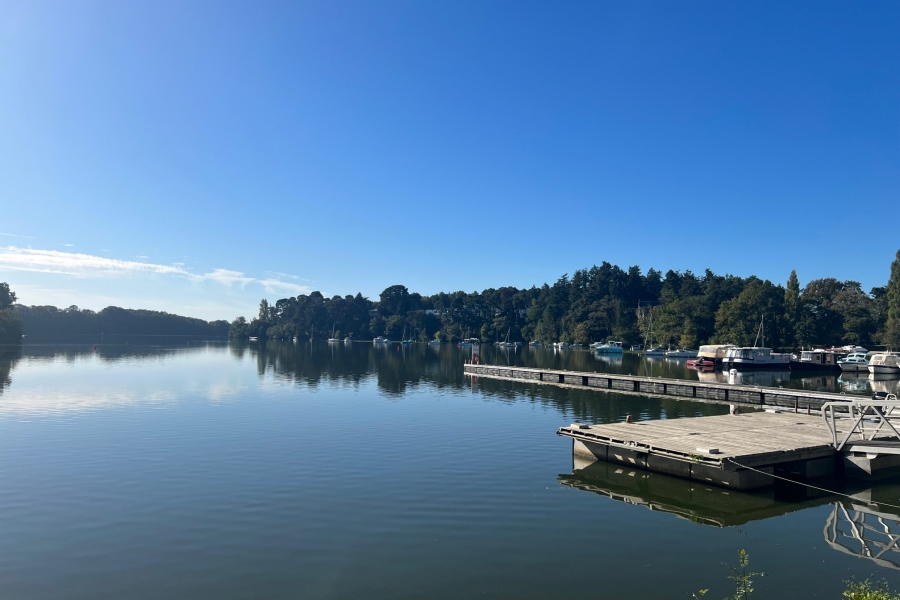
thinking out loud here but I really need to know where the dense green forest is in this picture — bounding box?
[11,303,229,340]
[230,250,900,350]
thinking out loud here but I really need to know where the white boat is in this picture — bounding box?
[640,306,662,357]
[400,325,414,345]
[344,337,353,343]
[460,338,479,347]
[837,352,869,372]
[529,341,543,347]
[327,323,340,343]
[373,336,388,344]
[428,339,441,346]
[499,328,515,348]
[594,341,624,354]
[665,348,698,358]
[569,343,584,349]
[554,342,568,349]
[249,336,258,342]
[868,353,900,376]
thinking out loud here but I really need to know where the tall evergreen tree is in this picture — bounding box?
[784,270,800,346]
[885,249,900,349]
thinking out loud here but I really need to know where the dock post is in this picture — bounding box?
[794,399,798,413]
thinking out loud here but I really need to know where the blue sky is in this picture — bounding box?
[1,1,898,320]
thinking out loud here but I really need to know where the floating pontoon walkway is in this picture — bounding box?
[463,363,853,411]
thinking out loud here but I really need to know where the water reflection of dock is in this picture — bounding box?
[825,491,900,570]
[563,458,900,570]
[560,458,833,527]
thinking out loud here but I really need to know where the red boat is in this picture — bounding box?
[687,358,715,370]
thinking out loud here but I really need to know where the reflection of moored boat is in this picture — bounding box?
[838,374,870,393]
[869,373,900,396]
[869,354,900,376]
[725,369,792,387]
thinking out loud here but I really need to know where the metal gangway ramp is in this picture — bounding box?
[822,393,900,454]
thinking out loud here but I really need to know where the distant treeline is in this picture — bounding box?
[13,305,229,340]
[230,250,900,350]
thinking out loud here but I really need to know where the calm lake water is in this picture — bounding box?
[1,340,899,599]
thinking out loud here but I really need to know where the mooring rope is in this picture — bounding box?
[725,457,900,512]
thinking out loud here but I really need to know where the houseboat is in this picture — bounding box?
[789,349,846,371]
[721,346,791,370]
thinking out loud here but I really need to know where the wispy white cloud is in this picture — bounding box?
[198,268,255,286]
[258,278,311,294]
[0,232,36,239]
[0,247,186,277]
[0,246,310,297]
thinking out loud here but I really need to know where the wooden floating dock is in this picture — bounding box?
[559,412,839,490]
[463,363,851,411]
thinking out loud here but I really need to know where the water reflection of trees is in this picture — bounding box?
[243,342,729,422]
[18,341,227,364]
[0,347,21,396]
[242,340,467,396]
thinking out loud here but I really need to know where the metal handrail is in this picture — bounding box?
[821,394,900,451]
